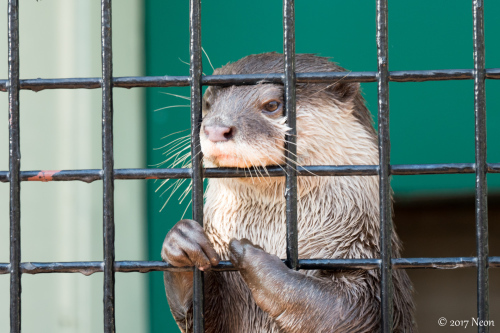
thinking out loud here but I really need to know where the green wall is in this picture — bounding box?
[145,1,500,331]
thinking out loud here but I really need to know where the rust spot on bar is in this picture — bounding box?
[27,170,61,182]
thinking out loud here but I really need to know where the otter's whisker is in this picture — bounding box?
[178,57,190,66]
[281,153,319,177]
[158,145,191,167]
[149,139,190,167]
[254,166,267,183]
[188,146,204,163]
[158,178,183,197]
[155,140,196,212]
[247,157,267,184]
[179,181,193,205]
[259,164,273,186]
[241,155,255,185]
[274,137,299,151]
[160,128,190,140]
[181,198,192,220]
[261,163,270,178]
[249,154,265,179]
[154,105,190,112]
[155,134,190,151]
[159,185,180,212]
[282,154,299,173]
[235,147,255,181]
[151,154,182,168]
[160,92,191,101]
[159,178,189,212]
[155,179,170,192]
[177,58,205,75]
[154,153,183,169]
[277,147,311,172]
[158,150,190,168]
[169,150,191,166]
[156,176,185,196]
[256,141,289,177]
[160,141,191,160]
[202,46,216,72]
[309,70,352,97]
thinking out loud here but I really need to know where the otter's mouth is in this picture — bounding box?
[204,150,285,169]
[201,137,286,169]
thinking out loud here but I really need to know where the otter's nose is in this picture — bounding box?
[204,126,235,142]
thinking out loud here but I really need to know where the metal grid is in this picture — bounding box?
[2,0,500,332]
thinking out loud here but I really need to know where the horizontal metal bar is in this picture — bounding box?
[0,257,498,275]
[2,163,499,183]
[392,163,476,175]
[1,68,499,92]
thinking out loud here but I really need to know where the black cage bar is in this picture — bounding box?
[2,0,499,332]
[473,1,489,330]
[101,0,116,331]
[376,0,393,330]
[283,0,298,272]
[189,0,205,331]
[7,1,21,332]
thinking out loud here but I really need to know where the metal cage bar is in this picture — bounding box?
[8,0,21,332]
[1,68,499,92]
[473,1,489,332]
[283,0,299,270]
[376,0,393,331]
[189,0,205,332]
[101,0,116,332]
[1,256,500,276]
[4,162,500,184]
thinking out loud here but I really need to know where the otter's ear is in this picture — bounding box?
[332,81,360,102]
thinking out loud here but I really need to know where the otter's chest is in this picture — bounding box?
[204,198,287,258]
[204,192,341,261]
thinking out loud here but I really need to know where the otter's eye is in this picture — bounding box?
[263,100,281,113]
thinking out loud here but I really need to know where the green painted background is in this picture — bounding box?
[145,1,500,331]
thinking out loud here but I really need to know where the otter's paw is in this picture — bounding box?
[161,219,220,271]
[228,238,287,276]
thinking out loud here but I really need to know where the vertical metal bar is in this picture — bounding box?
[283,0,298,270]
[473,1,489,332]
[376,0,393,332]
[8,1,21,332]
[101,0,116,332]
[189,0,205,331]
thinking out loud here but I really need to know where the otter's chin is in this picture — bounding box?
[205,154,253,168]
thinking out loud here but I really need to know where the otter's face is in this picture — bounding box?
[200,84,290,168]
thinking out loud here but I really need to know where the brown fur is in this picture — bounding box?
[163,53,416,332]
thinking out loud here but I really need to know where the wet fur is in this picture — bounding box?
[164,53,415,332]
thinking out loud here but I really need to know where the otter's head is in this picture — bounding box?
[200,52,377,174]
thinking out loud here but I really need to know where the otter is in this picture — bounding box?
[161,52,415,332]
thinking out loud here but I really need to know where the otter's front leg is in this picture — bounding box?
[161,219,220,331]
[229,239,379,333]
